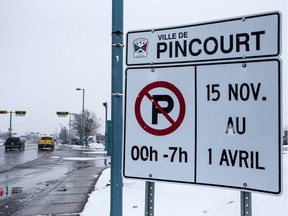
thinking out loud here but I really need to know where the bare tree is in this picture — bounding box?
[59,126,69,143]
[70,109,101,144]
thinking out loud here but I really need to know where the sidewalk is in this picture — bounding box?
[13,165,105,216]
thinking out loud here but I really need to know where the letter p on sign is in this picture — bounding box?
[152,95,174,124]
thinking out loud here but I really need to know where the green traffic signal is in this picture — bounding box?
[56,111,69,116]
[15,111,26,115]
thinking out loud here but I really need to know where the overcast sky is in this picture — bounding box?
[0,0,286,136]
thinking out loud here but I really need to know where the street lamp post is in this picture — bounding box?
[76,88,85,146]
[103,102,108,151]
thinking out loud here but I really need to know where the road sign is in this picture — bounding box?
[195,59,281,194]
[124,66,196,183]
[134,81,186,136]
[126,12,280,66]
[124,59,281,194]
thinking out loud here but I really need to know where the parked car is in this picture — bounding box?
[5,137,26,151]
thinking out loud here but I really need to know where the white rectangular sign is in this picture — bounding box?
[195,60,281,194]
[126,12,280,66]
[124,66,196,182]
[123,59,282,194]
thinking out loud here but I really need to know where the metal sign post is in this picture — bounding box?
[241,191,252,216]
[145,181,155,216]
[110,0,124,214]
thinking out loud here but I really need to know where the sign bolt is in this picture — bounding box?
[242,63,247,68]
[149,174,152,178]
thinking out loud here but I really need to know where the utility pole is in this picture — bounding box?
[0,110,26,137]
[110,0,123,214]
[9,111,13,138]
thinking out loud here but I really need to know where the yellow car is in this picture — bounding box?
[38,136,55,150]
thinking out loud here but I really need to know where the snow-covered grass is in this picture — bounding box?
[63,142,105,150]
[81,150,288,216]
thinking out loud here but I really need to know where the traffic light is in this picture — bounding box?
[56,111,69,116]
[0,110,8,114]
[15,111,26,116]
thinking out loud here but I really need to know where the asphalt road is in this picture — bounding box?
[0,142,108,216]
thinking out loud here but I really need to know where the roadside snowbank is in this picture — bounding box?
[81,151,288,216]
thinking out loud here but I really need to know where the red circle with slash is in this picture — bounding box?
[134,81,185,136]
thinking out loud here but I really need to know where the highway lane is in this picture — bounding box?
[0,143,107,215]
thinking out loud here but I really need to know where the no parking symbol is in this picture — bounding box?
[134,81,186,136]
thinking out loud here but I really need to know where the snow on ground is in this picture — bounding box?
[81,149,288,216]
[67,142,105,150]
